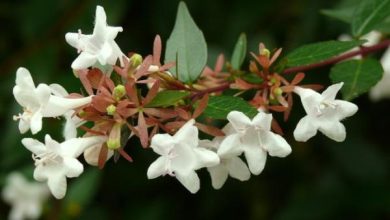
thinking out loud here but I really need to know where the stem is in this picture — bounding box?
[192,83,230,98]
[283,39,390,74]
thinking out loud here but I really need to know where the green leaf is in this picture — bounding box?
[351,0,390,36]
[330,59,383,100]
[285,40,365,68]
[145,90,190,108]
[231,33,247,69]
[165,2,207,83]
[242,74,264,84]
[321,8,355,23]
[203,96,258,119]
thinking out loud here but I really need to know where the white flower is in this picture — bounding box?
[13,68,92,134]
[219,111,292,175]
[293,83,358,142]
[200,134,250,189]
[22,135,105,199]
[338,31,382,59]
[147,119,219,193]
[65,5,126,70]
[2,172,49,220]
[369,47,390,101]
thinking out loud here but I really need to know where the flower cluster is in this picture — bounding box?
[10,5,362,201]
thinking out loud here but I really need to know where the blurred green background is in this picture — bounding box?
[0,0,389,219]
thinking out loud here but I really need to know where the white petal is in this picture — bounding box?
[13,85,40,109]
[175,170,200,193]
[15,67,35,90]
[44,135,62,154]
[18,119,30,134]
[43,95,92,117]
[147,156,168,179]
[35,84,51,106]
[84,144,114,166]
[71,52,97,70]
[381,47,390,72]
[252,111,272,131]
[47,173,67,199]
[65,33,80,49]
[217,134,243,158]
[243,147,267,175]
[293,115,319,142]
[207,165,228,189]
[61,136,106,158]
[63,115,77,140]
[321,82,343,101]
[319,121,346,142]
[92,6,108,42]
[173,119,198,146]
[63,157,84,178]
[193,147,220,169]
[49,84,68,97]
[21,138,46,155]
[227,111,251,133]
[334,100,358,119]
[262,132,292,157]
[226,157,251,181]
[150,133,174,155]
[30,111,43,135]
[97,42,113,65]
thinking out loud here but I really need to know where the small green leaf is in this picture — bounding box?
[321,8,355,23]
[203,96,258,119]
[165,2,207,83]
[351,0,390,36]
[330,59,383,100]
[231,33,247,69]
[242,74,263,84]
[285,40,365,68]
[145,90,190,108]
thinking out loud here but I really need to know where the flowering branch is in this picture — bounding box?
[283,39,390,74]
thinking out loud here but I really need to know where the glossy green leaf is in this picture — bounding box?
[285,40,365,67]
[330,59,383,100]
[165,2,207,83]
[351,0,390,36]
[321,8,355,23]
[203,96,258,119]
[231,33,247,69]
[145,90,190,108]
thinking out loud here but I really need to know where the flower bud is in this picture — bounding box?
[107,123,122,150]
[113,84,126,101]
[106,104,116,116]
[273,87,283,96]
[260,48,270,58]
[129,53,143,68]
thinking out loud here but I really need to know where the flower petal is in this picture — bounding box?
[207,165,228,189]
[43,95,92,117]
[321,82,343,101]
[173,119,198,146]
[15,67,35,90]
[65,33,80,49]
[61,136,106,158]
[217,134,243,158]
[63,157,84,178]
[252,111,272,131]
[175,170,200,193]
[227,111,251,133]
[21,138,46,155]
[49,84,69,97]
[243,147,267,175]
[150,133,174,155]
[262,131,291,157]
[293,115,319,142]
[47,173,67,199]
[226,157,251,181]
[147,156,168,179]
[294,87,322,116]
[193,147,220,169]
[319,120,346,142]
[30,111,43,135]
[334,100,358,119]
[71,52,97,70]
[18,119,30,134]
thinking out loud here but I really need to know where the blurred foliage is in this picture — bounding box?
[0,0,389,219]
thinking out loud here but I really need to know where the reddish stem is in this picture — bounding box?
[192,83,230,98]
[283,39,390,74]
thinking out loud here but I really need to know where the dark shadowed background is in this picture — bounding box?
[0,0,389,219]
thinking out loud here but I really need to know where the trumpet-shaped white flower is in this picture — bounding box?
[293,83,358,142]
[147,119,219,193]
[65,5,125,70]
[2,172,49,220]
[13,68,92,134]
[219,111,292,175]
[200,134,250,189]
[369,47,390,101]
[22,135,105,199]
